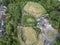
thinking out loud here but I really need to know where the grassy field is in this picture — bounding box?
[22,1,47,18]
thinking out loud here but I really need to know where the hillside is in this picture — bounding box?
[0,0,60,45]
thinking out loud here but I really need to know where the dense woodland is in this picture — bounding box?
[0,0,60,45]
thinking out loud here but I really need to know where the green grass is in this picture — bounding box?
[47,31,54,38]
[23,1,47,18]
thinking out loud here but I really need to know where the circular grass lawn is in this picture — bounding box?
[47,31,54,39]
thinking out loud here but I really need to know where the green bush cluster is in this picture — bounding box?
[21,15,36,26]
